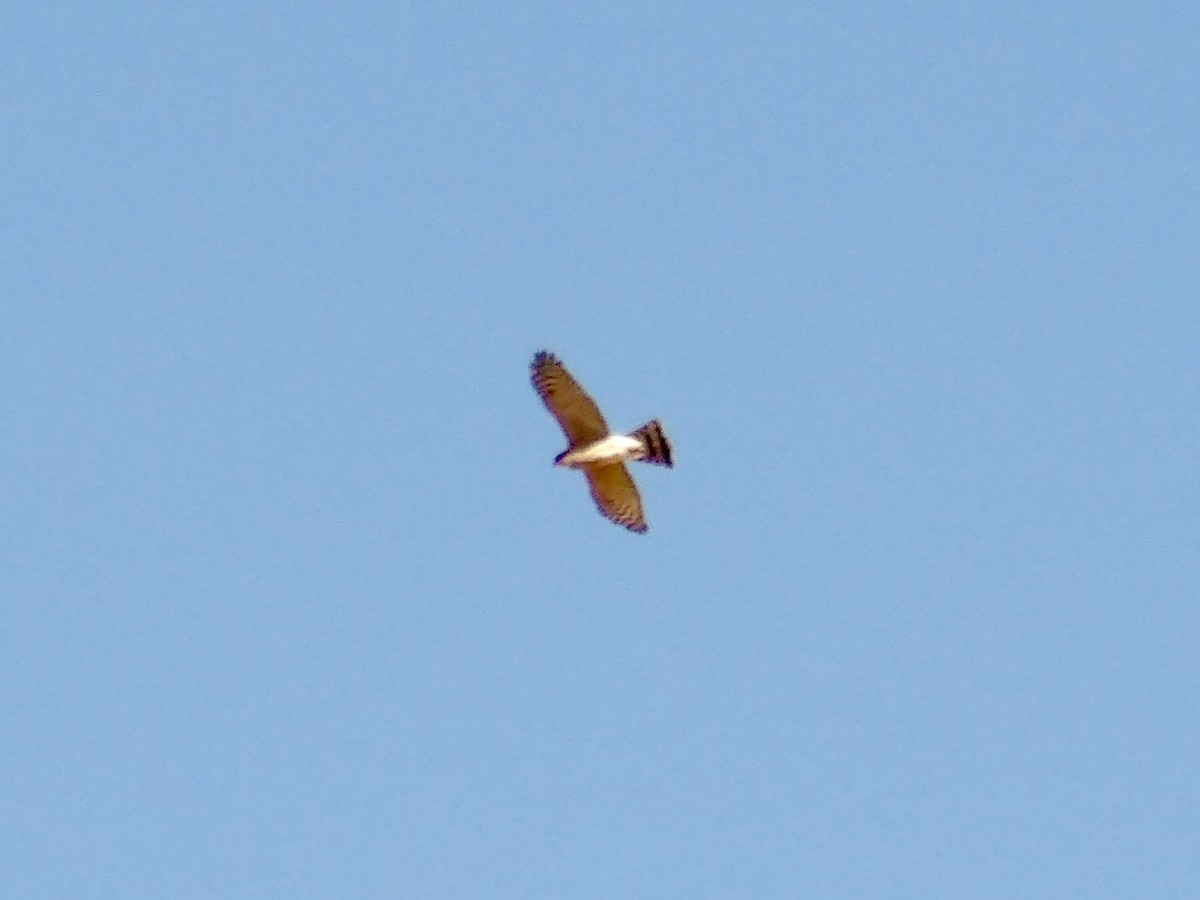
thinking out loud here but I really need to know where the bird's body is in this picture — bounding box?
[530,351,672,533]
[556,434,647,468]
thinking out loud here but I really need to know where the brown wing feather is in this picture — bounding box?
[584,464,648,533]
[530,351,609,447]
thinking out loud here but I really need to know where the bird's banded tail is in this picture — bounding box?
[632,420,673,468]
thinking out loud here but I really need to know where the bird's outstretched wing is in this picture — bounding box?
[584,463,648,533]
[530,351,609,447]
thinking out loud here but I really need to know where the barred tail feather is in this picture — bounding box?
[632,420,673,468]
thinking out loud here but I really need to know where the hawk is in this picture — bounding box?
[531,350,673,533]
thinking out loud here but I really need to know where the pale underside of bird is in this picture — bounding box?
[530,350,673,533]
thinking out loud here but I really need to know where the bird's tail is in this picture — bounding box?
[632,420,673,468]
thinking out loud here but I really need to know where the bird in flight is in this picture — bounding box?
[530,350,673,533]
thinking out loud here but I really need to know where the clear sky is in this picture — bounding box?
[2,4,1197,898]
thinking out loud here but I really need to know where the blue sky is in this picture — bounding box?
[2,4,1197,897]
